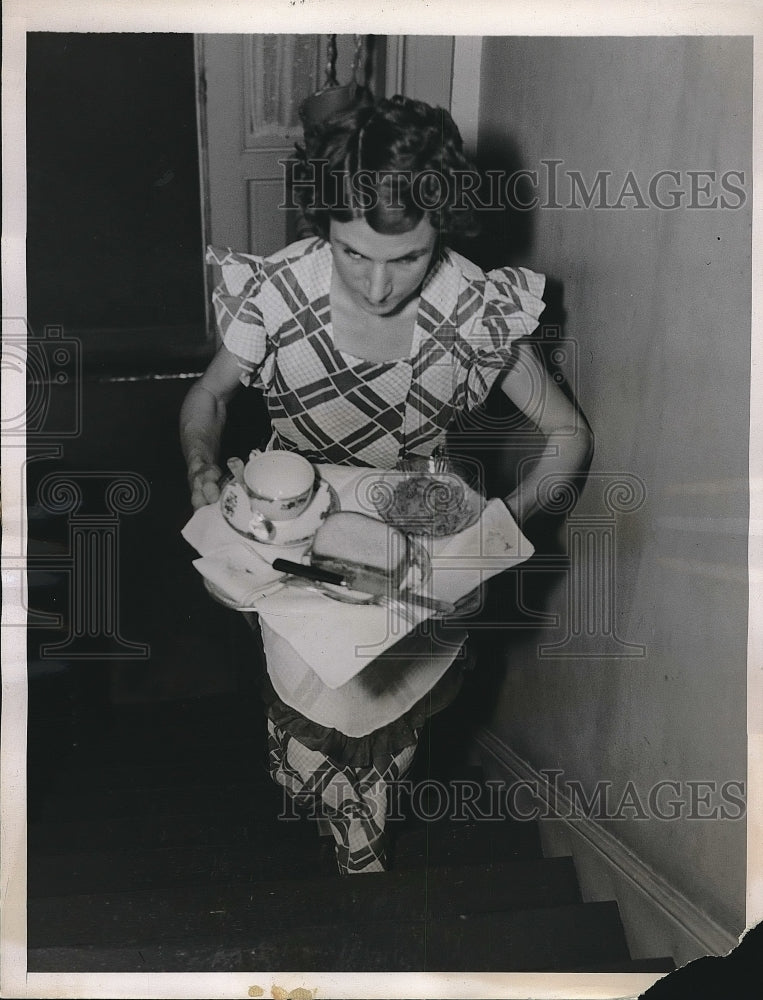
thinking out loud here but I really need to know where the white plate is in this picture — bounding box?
[203,576,285,611]
[220,477,338,546]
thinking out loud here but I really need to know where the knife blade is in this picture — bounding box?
[392,592,457,616]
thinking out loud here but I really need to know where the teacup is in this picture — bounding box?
[243,450,317,538]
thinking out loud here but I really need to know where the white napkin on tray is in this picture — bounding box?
[182,465,534,688]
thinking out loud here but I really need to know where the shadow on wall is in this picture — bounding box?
[448,125,587,548]
[444,127,593,729]
[452,127,536,270]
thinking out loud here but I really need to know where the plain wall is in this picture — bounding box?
[476,36,751,938]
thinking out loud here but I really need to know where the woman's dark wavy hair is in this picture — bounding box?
[293,95,481,241]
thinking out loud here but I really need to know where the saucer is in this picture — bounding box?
[315,581,378,605]
[220,477,339,546]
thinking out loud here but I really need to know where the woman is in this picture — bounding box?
[180,96,593,874]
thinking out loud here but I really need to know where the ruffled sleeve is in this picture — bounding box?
[462,264,546,410]
[206,245,274,389]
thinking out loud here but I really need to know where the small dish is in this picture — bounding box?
[372,471,485,537]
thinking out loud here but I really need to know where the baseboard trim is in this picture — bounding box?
[475,727,738,960]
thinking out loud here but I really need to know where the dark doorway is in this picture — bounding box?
[26,33,208,372]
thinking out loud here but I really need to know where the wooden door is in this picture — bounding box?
[197,34,323,257]
[196,34,370,338]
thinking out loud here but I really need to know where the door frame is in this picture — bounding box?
[385,34,482,156]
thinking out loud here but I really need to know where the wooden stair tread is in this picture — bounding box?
[29,841,328,897]
[104,695,257,730]
[427,902,630,972]
[37,778,279,821]
[29,855,580,920]
[47,755,265,791]
[393,817,542,866]
[30,801,541,858]
[28,901,630,973]
[62,732,263,767]
[26,696,673,973]
[55,745,485,780]
[74,697,262,752]
[28,807,316,853]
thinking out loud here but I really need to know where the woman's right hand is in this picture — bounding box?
[180,345,245,510]
[188,459,224,509]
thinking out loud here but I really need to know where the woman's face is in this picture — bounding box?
[329,216,438,317]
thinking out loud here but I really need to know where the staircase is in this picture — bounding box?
[27,691,675,974]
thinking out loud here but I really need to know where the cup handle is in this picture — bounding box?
[249,510,275,542]
[226,456,245,484]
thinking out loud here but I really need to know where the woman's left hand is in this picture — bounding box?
[499,341,594,525]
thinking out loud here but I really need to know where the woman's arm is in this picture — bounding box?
[180,344,245,509]
[499,340,594,526]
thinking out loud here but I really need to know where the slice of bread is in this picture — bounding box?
[311,512,408,593]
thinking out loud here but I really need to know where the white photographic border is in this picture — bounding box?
[2,2,760,998]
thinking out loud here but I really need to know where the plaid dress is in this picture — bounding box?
[208,239,546,469]
[267,717,418,874]
[207,239,546,872]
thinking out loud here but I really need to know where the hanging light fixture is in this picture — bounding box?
[299,34,373,131]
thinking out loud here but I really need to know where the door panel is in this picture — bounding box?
[199,33,313,257]
[247,175,297,252]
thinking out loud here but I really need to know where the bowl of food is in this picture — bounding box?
[370,456,485,537]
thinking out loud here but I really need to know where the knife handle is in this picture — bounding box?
[272,558,347,587]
